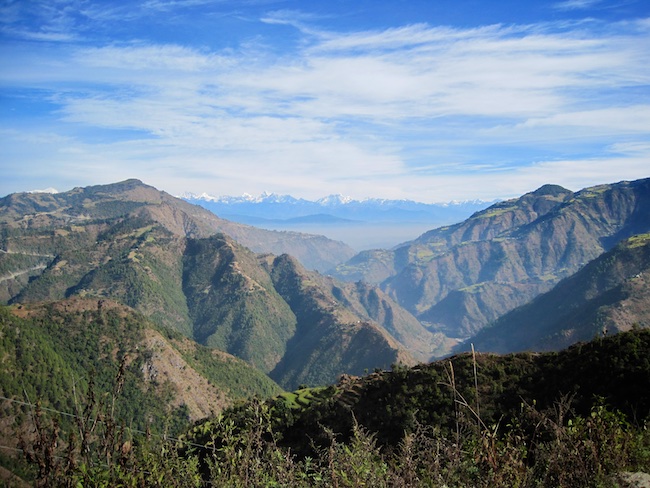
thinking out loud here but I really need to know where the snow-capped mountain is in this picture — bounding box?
[182,192,492,224]
[181,191,304,205]
[180,192,494,250]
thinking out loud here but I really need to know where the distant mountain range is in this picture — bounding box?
[182,192,493,250]
[3,176,650,486]
[180,192,491,224]
[3,178,650,485]
[3,178,648,366]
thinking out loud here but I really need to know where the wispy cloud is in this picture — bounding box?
[1,7,649,201]
[142,0,222,10]
[553,0,602,11]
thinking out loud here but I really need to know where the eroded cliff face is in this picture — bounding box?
[332,178,650,345]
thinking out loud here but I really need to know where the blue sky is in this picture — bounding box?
[1,0,649,202]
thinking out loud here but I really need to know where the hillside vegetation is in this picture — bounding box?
[10,329,650,487]
[0,299,282,446]
[2,177,650,486]
[183,328,650,486]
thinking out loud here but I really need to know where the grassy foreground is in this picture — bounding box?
[9,329,650,487]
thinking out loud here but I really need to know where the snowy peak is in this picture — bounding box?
[183,191,489,208]
[316,194,354,206]
[254,192,302,204]
[182,191,493,224]
[181,192,304,205]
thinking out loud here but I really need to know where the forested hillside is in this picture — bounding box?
[0,298,281,447]
[8,328,649,487]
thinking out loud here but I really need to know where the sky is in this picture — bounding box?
[1,0,649,203]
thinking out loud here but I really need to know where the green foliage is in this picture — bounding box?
[0,302,189,438]
[15,379,202,488]
[627,233,650,248]
[183,235,298,373]
[275,387,330,410]
[9,329,650,487]
[174,334,284,400]
[206,329,650,465]
[22,395,646,487]
[5,189,414,392]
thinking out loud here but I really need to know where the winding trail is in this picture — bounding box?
[0,264,48,284]
[0,249,54,284]
[0,249,55,258]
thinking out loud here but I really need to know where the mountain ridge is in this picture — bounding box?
[183,190,493,251]
[181,190,489,207]
[0,297,282,427]
[182,191,492,224]
[331,177,650,346]
[0,179,356,272]
[459,233,650,353]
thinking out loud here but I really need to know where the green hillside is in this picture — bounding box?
[3,178,650,486]
[4,297,650,486]
[9,324,649,487]
[265,253,415,388]
[179,328,650,487]
[244,328,650,453]
[0,298,282,439]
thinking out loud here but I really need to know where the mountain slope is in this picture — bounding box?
[3,223,418,390]
[265,254,416,388]
[0,297,282,439]
[181,235,418,388]
[332,184,574,284]
[182,235,298,372]
[0,179,356,271]
[199,328,650,457]
[0,181,427,390]
[331,178,650,343]
[461,234,650,353]
[7,219,195,335]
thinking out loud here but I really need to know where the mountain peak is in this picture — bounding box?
[316,194,354,205]
[531,184,572,197]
